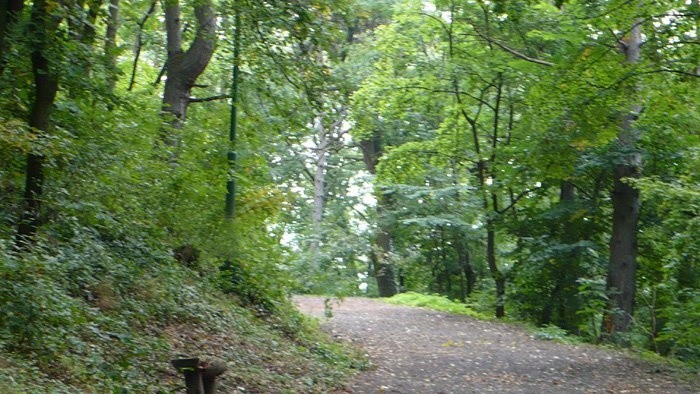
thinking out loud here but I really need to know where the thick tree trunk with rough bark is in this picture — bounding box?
[160,0,217,153]
[372,224,399,297]
[14,0,61,249]
[603,16,643,338]
[360,132,398,297]
[0,0,23,75]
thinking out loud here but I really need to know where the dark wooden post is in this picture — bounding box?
[172,357,228,394]
[172,358,204,394]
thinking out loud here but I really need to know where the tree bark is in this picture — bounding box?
[360,132,398,297]
[487,218,505,318]
[0,0,23,75]
[14,0,61,249]
[128,0,157,91]
[310,111,346,239]
[308,116,328,264]
[104,0,120,93]
[312,117,328,237]
[372,224,399,297]
[160,0,217,155]
[453,232,476,299]
[603,16,643,338]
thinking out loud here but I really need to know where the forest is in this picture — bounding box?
[0,0,698,391]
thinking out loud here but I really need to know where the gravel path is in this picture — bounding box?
[294,296,698,394]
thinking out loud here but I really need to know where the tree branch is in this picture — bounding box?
[128,0,157,91]
[473,28,554,67]
[496,186,542,215]
[189,94,232,103]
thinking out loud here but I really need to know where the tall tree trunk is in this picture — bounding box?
[372,225,398,297]
[603,16,643,338]
[0,0,23,75]
[14,0,61,249]
[308,116,329,265]
[160,0,217,157]
[546,180,583,330]
[487,216,505,318]
[487,76,505,318]
[104,0,120,93]
[453,232,476,299]
[128,0,157,91]
[360,132,398,297]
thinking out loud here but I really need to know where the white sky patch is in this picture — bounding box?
[281,231,298,250]
[362,193,377,206]
[301,135,316,150]
[347,170,375,199]
[342,130,353,143]
[661,15,674,25]
[290,184,307,197]
[441,11,452,23]
[346,170,376,233]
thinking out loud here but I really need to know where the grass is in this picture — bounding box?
[386,292,492,320]
[388,292,587,345]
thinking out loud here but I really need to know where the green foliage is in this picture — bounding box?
[0,228,364,392]
[0,237,181,391]
[658,290,700,366]
[532,324,576,343]
[0,0,370,390]
[1,0,699,387]
[633,172,700,362]
[347,0,700,366]
[575,277,609,341]
[387,292,491,320]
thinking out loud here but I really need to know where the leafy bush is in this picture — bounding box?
[532,324,575,343]
[658,290,700,366]
[387,292,491,320]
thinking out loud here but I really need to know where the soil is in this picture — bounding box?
[293,296,698,394]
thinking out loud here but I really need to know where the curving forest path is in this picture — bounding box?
[294,296,698,394]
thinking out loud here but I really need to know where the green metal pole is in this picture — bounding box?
[225,4,241,219]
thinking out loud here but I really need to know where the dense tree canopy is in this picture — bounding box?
[0,0,698,388]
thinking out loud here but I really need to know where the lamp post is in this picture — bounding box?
[225,2,241,219]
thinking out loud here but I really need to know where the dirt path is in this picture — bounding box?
[294,296,698,394]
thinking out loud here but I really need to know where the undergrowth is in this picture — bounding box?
[387,292,492,320]
[0,239,365,393]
